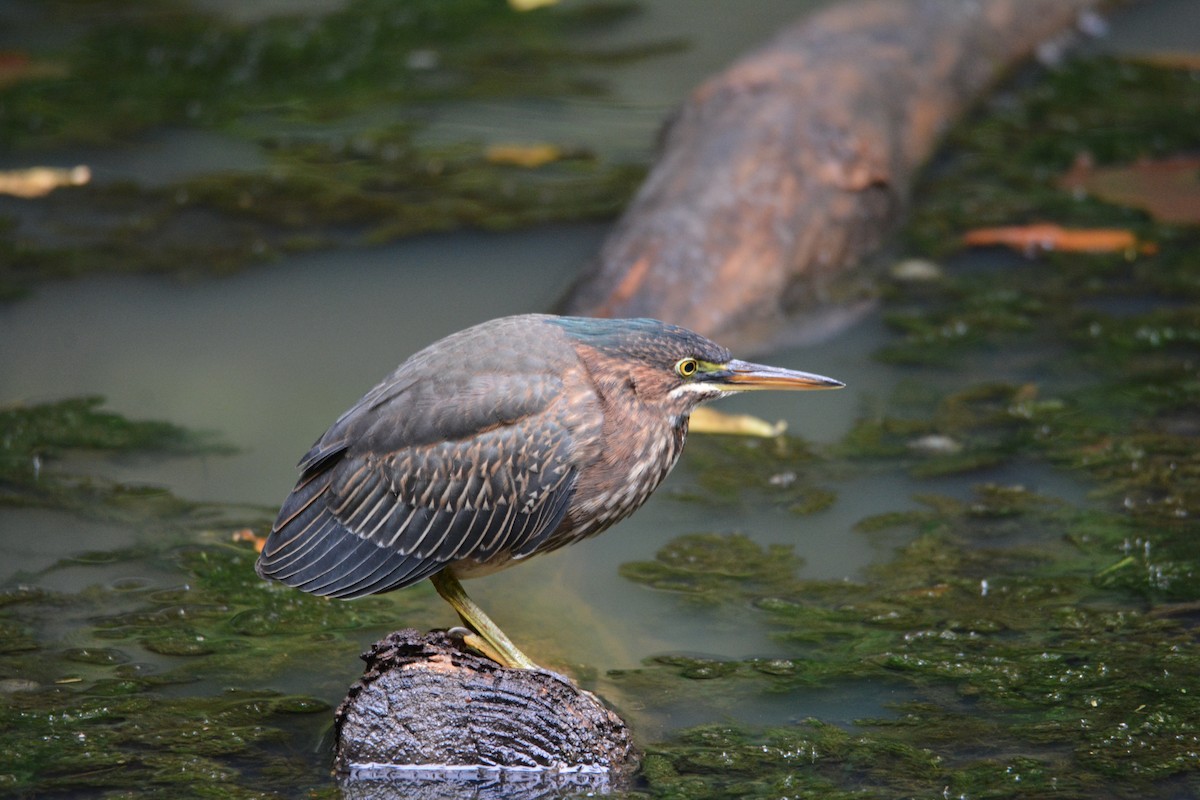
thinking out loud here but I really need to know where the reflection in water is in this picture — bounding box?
[340,765,620,800]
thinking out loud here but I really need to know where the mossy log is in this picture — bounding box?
[334,630,638,799]
[560,0,1098,351]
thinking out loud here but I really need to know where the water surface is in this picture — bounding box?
[1,1,1195,797]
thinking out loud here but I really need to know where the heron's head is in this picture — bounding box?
[553,316,844,418]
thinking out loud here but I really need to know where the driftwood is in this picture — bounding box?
[334,630,638,800]
[560,0,1099,351]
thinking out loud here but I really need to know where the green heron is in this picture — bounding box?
[256,314,842,669]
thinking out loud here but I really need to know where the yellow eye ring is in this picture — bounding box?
[675,358,699,378]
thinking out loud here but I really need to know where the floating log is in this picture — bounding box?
[334,630,639,799]
[560,0,1099,351]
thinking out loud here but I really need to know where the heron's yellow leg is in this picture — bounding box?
[430,571,539,670]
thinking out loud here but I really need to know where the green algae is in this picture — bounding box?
[180,131,645,239]
[907,57,1200,256]
[0,687,326,795]
[619,506,1200,795]
[0,0,672,150]
[0,127,647,299]
[672,433,826,508]
[0,534,428,796]
[0,0,660,298]
[3,43,1200,800]
[0,396,220,465]
[618,532,804,606]
[0,397,231,520]
[79,543,424,684]
[0,400,424,796]
[615,55,1200,799]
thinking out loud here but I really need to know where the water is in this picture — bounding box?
[0,225,606,507]
[0,0,867,683]
[417,0,833,163]
[0,220,898,668]
[1,0,1194,796]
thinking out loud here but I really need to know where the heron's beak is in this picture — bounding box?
[717,360,844,391]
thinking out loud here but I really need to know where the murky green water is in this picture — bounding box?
[2,1,1199,798]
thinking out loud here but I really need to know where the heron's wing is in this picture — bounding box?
[255,363,586,599]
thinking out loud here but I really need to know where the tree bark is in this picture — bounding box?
[560,0,1099,351]
[334,630,639,799]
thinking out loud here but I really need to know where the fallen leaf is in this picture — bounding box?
[0,50,69,88]
[508,0,559,9]
[484,143,563,168]
[0,165,91,198]
[231,528,267,553]
[890,258,943,282]
[901,583,952,598]
[1059,153,1200,225]
[962,223,1155,256]
[1122,51,1200,72]
[907,434,962,455]
[689,406,787,437]
[1012,383,1039,403]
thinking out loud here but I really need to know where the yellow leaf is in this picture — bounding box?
[1122,51,1200,72]
[484,143,563,168]
[689,407,787,437]
[0,165,91,198]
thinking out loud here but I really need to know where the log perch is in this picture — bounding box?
[560,0,1099,351]
[334,630,639,798]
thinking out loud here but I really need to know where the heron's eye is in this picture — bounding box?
[675,358,699,378]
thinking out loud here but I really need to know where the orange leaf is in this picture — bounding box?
[962,223,1154,256]
[231,528,267,554]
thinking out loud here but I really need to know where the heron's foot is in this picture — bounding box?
[479,635,539,671]
[432,571,540,670]
[447,627,510,667]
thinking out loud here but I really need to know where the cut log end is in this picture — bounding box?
[334,629,640,797]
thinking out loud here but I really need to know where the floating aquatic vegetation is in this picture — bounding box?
[617,55,1200,800]
[908,57,1200,256]
[4,44,1200,799]
[672,433,826,508]
[0,535,428,796]
[618,532,804,606]
[0,396,233,519]
[0,0,673,150]
[619,490,1200,794]
[0,1,663,298]
[0,685,332,795]
[0,398,406,794]
[0,124,648,299]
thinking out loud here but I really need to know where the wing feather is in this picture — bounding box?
[256,321,591,598]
